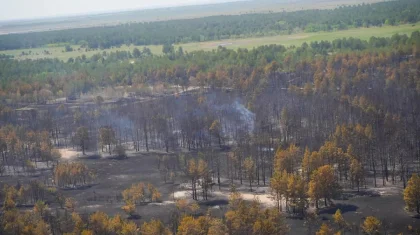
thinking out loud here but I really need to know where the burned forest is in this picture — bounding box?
[1,1,420,234]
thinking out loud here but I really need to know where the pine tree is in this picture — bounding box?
[121,221,138,235]
[316,223,335,235]
[140,219,171,235]
[243,157,255,191]
[302,147,311,182]
[275,144,300,174]
[74,126,89,155]
[270,170,288,211]
[361,216,381,235]
[332,209,347,230]
[177,216,201,235]
[89,211,110,235]
[252,208,289,235]
[404,174,420,214]
[308,165,340,208]
[287,174,307,214]
[33,200,48,218]
[71,212,85,234]
[121,200,136,217]
[65,197,76,212]
[350,158,364,192]
[208,218,228,235]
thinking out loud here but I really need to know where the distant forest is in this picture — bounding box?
[0,0,419,50]
[0,31,419,103]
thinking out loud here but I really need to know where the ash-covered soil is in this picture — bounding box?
[2,150,419,234]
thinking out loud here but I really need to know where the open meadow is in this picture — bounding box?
[178,23,420,52]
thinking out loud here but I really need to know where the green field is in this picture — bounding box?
[178,24,420,52]
[2,23,419,61]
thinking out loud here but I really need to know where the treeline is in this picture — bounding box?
[0,0,419,50]
[0,32,418,106]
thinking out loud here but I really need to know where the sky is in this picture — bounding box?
[0,0,237,21]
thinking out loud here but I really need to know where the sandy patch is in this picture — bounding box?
[59,148,80,160]
[149,201,176,206]
[113,175,131,179]
[174,190,191,199]
[81,204,102,209]
[213,188,276,207]
[241,192,276,207]
[366,186,402,196]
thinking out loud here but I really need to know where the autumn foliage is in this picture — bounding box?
[54,162,94,188]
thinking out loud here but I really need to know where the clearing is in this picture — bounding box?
[178,23,420,52]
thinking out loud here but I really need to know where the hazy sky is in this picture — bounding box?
[0,0,235,21]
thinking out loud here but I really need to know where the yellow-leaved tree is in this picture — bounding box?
[308,165,340,208]
[252,208,289,235]
[274,144,300,174]
[121,200,136,217]
[404,174,420,214]
[316,223,335,235]
[243,157,255,191]
[140,219,171,235]
[361,216,381,235]
[270,170,288,212]
[177,216,204,235]
[350,158,364,192]
[71,212,85,235]
[332,209,347,230]
[121,221,137,235]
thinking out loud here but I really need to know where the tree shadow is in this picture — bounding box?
[286,214,304,220]
[199,199,229,207]
[107,156,129,161]
[412,214,420,219]
[61,183,98,191]
[78,154,102,160]
[321,216,330,221]
[363,191,381,197]
[128,214,141,220]
[319,204,358,215]
[341,190,380,199]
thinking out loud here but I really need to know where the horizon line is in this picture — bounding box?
[0,0,248,23]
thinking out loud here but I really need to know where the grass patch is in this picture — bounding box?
[177,24,420,52]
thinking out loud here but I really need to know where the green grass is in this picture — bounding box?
[1,24,419,61]
[177,23,420,52]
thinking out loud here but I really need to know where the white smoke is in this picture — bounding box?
[232,100,255,133]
